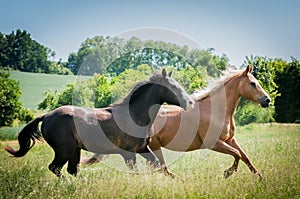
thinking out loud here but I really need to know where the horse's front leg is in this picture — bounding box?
[138,146,160,169]
[152,147,177,178]
[226,137,262,178]
[120,151,137,171]
[212,139,242,178]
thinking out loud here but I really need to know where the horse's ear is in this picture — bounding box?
[162,69,167,78]
[168,71,173,77]
[245,65,253,75]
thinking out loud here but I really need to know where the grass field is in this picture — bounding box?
[0,123,299,198]
[9,71,87,110]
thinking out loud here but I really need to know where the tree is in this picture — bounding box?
[0,71,33,126]
[0,29,71,74]
[173,65,208,94]
[274,57,300,123]
[66,35,228,76]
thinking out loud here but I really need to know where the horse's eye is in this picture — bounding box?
[250,82,256,88]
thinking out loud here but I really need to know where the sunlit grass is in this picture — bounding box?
[0,123,299,198]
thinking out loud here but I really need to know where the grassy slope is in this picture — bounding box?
[0,123,299,198]
[9,71,79,110]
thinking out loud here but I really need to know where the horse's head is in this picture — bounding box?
[239,65,271,108]
[151,69,195,111]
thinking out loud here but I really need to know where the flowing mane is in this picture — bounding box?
[191,70,243,101]
[112,73,165,106]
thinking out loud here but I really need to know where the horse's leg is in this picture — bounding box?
[120,151,137,171]
[67,148,81,176]
[212,139,242,178]
[80,153,107,164]
[47,133,78,177]
[148,136,176,177]
[151,147,176,178]
[138,146,160,169]
[49,152,69,177]
[226,137,261,177]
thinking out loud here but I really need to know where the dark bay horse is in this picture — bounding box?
[83,65,271,178]
[4,69,195,177]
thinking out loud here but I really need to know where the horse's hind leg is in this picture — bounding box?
[49,153,69,177]
[67,148,81,176]
[48,142,77,177]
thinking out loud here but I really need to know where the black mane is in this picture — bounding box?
[112,73,165,106]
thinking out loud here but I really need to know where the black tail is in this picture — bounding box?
[4,115,44,157]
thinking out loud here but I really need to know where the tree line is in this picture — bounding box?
[0,30,229,77]
[66,36,229,77]
[0,29,72,74]
[0,29,299,126]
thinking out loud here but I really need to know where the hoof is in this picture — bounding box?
[159,168,176,178]
[164,170,176,179]
[223,168,236,178]
[254,171,263,180]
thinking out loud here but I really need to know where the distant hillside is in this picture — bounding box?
[9,71,83,110]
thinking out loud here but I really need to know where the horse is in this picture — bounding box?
[4,69,195,177]
[82,65,271,178]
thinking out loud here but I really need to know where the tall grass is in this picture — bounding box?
[0,123,299,198]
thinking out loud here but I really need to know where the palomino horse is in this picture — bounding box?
[4,69,195,177]
[83,65,271,178]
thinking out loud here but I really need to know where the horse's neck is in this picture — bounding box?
[132,97,161,126]
[205,75,241,120]
[224,76,241,118]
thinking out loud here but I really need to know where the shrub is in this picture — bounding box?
[0,71,23,126]
[234,99,275,126]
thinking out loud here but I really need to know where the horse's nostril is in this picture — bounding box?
[189,101,193,105]
[266,98,271,104]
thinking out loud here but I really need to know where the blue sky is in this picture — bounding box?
[1,0,299,66]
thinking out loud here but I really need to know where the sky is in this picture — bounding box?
[0,0,299,67]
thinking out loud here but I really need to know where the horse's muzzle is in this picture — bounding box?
[259,96,271,108]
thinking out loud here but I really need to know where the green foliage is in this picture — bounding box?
[38,80,95,111]
[0,126,23,140]
[38,63,210,111]
[236,56,300,125]
[234,100,275,126]
[10,71,78,110]
[66,36,228,76]
[48,61,73,75]
[0,29,72,74]
[0,29,51,73]
[18,108,34,123]
[0,71,33,126]
[38,74,113,110]
[0,71,22,126]
[244,56,279,102]
[173,65,208,94]
[235,56,279,125]
[274,57,300,123]
[94,74,113,107]
[110,64,152,102]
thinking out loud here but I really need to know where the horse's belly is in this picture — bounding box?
[154,120,200,152]
[75,120,148,154]
[75,122,119,153]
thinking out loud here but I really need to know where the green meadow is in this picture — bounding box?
[9,71,83,110]
[0,123,299,198]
